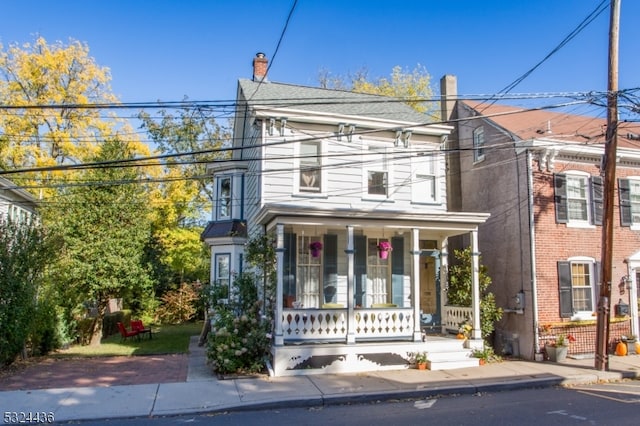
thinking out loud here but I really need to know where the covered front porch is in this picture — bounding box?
[257,207,489,376]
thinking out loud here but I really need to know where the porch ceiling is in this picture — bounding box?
[257,204,489,238]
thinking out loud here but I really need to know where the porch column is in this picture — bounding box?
[346,225,356,344]
[274,223,285,346]
[629,267,639,337]
[470,229,482,341]
[440,239,449,335]
[411,228,422,341]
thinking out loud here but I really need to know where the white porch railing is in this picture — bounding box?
[443,305,473,332]
[354,309,414,339]
[280,308,414,342]
[281,309,347,341]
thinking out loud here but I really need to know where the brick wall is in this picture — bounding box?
[533,160,640,325]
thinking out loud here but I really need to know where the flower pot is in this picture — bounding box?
[626,341,637,355]
[379,250,389,260]
[311,249,321,258]
[546,344,568,362]
[417,362,427,370]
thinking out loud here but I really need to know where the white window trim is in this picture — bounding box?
[411,150,440,205]
[216,176,232,220]
[293,139,327,198]
[362,143,394,201]
[565,171,595,229]
[627,176,640,231]
[567,256,597,321]
[473,127,485,163]
[214,253,231,299]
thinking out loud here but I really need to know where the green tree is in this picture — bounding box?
[446,247,503,340]
[139,106,230,292]
[46,139,153,346]
[0,217,57,365]
[319,65,438,119]
[139,105,231,221]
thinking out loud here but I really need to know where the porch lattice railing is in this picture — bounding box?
[443,305,473,333]
[280,308,414,342]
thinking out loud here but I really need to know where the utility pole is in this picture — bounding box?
[595,0,620,372]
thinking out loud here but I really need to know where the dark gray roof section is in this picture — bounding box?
[201,220,247,240]
[238,79,431,124]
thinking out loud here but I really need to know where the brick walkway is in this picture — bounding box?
[0,354,189,391]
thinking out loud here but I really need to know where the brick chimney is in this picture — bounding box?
[440,75,457,122]
[253,52,268,82]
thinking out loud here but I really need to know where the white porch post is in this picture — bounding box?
[411,228,422,341]
[346,225,356,344]
[440,239,449,335]
[629,266,639,338]
[470,229,482,341]
[274,224,285,346]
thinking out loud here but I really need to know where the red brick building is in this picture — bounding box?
[443,75,640,360]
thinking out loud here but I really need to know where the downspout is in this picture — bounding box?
[526,149,541,358]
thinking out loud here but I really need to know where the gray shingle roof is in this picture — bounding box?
[238,79,431,124]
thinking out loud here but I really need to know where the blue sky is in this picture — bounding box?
[1,1,638,120]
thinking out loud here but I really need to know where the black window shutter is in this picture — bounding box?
[591,175,603,225]
[391,236,404,306]
[354,236,367,307]
[283,233,297,299]
[554,174,568,223]
[557,261,573,318]
[323,234,338,303]
[619,178,632,226]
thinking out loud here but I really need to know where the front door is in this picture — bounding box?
[420,250,441,332]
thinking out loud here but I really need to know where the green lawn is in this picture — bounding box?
[53,321,204,357]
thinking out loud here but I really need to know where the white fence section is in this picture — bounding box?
[354,309,414,339]
[443,305,473,332]
[280,308,414,342]
[281,309,347,341]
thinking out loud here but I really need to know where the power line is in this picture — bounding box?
[478,0,610,111]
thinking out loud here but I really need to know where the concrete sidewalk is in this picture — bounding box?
[1,337,639,423]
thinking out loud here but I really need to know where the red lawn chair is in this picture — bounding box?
[117,322,139,342]
[131,320,153,340]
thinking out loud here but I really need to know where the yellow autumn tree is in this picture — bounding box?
[0,36,150,196]
[319,64,439,120]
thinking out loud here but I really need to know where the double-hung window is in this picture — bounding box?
[619,178,640,227]
[297,235,322,308]
[367,238,390,306]
[216,176,232,220]
[299,141,321,193]
[215,253,231,296]
[557,258,599,318]
[473,127,485,162]
[412,151,438,204]
[554,172,603,226]
[366,145,389,197]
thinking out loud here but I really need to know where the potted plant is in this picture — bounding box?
[457,322,472,339]
[309,241,323,258]
[545,333,575,362]
[377,241,392,259]
[414,351,428,370]
[471,346,499,365]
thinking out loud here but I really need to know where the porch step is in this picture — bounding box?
[427,357,479,370]
[424,337,479,370]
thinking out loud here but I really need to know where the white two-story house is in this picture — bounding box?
[0,176,37,222]
[202,54,489,376]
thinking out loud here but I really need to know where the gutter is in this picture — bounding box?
[527,149,541,359]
